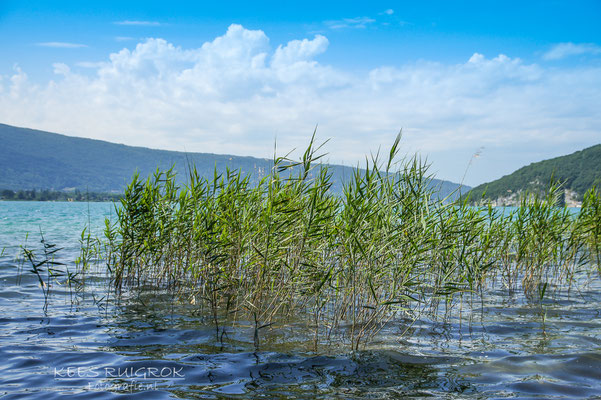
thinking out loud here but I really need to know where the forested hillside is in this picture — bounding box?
[0,123,465,197]
[467,144,601,203]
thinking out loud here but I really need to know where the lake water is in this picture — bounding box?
[1,201,600,399]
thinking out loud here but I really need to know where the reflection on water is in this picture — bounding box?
[1,201,600,399]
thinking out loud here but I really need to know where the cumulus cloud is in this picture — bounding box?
[543,42,601,60]
[36,42,87,48]
[2,24,601,185]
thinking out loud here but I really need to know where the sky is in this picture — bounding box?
[1,1,600,186]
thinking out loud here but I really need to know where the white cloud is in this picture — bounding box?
[2,24,601,186]
[272,35,329,65]
[543,42,601,60]
[114,20,162,26]
[383,9,394,15]
[36,42,87,48]
[325,17,376,29]
[52,63,70,76]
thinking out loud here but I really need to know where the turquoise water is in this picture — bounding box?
[0,201,116,260]
[1,201,600,399]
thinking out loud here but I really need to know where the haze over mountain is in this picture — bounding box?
[0,123,466,197]
[467,143,601,205]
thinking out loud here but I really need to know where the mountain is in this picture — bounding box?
[0,123,465,197]
[466,144,601,206]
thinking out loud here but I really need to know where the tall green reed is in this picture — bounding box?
[96,134,600,349]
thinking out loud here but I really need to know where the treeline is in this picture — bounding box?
[0,188,122,202]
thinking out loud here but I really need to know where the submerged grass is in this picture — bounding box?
[79,134,601,350]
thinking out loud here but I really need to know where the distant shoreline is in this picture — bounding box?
[0,189,122,202]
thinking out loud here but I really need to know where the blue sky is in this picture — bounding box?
[1,0,600,185]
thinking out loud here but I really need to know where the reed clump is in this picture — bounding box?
[100,134,601,349]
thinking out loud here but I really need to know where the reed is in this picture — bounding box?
[579,186,601,272]
[95,134,601,349]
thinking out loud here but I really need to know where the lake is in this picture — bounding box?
[1,201,600,399]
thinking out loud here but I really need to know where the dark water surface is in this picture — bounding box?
[1,201,601,399]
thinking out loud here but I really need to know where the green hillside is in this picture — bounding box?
[467,144,601,204]
[0,123,465,197]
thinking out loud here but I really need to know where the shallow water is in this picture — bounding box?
[1,201,600,399]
